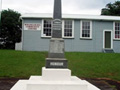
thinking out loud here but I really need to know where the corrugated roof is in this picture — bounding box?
[21,13,120,21]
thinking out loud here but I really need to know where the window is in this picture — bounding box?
[114,22,120,39]
[63,20,74,38]
[42,19,74,38]
[80,20,92,39]
[42,20,52,37]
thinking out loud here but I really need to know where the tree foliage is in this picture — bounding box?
[0,9,21,49]
[101,1,120,16]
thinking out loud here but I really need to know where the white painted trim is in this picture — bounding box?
[90,21,92,39]
[113,22,115,40]
[41,19,44,37]
[103,30,113,49]
[62,20,74,38]
[80,20,82,38]
[113,22,120,40]
[41,19,51,38]
[21,19,24,50]
[80,20,92,39]
[21,13,120,21]
[62,20,64,38]
[72,20,74,38]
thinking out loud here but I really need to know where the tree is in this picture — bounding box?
[101,1,120,16]
[0,9,22,49]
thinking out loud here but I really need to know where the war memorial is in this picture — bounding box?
[11,0,100,90]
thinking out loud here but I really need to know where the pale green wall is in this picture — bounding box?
[22,18,120,53]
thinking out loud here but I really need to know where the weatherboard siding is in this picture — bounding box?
[22,19,120,53]
[113,41,120,53]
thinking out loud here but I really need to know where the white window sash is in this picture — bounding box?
[41,19,52,38]
[42,19,74,38]
[62,20,74,38]
[113,22,120,40]
[80,20,92,39]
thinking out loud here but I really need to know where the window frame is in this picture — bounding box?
[62,20,74,38]
[41,19,74,38]
[80,20,92,39]
[41,19,52,38]
[113,22,120,40]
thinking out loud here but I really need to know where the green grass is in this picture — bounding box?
[66,52,120,81]
[0,50,46,78]
[0,50,120,81]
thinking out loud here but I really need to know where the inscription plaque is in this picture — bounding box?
[53,19,62,31]
[46,58,67,68]
[50,62,64,66]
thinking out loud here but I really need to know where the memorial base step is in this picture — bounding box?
[11,67,100,90]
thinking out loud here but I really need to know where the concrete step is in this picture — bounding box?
[103,49,114,53]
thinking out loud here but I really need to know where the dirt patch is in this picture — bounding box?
[84,78,120,90]
[0,78,18,90]
[0,78,120,90]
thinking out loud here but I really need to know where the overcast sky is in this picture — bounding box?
[1,0,117,15]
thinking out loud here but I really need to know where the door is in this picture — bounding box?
[104,30,113,49]
[105,31,111,48]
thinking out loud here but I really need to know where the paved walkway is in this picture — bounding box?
[85,78,119,90]
[0,78,119,90]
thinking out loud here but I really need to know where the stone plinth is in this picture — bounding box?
[48,38,65,58]
[46,38,67,68]
[11,67,100,90]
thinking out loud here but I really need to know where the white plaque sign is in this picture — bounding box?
[24,23,41,30]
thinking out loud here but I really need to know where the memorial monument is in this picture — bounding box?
[11,0,100,90]
[46,0,67,69]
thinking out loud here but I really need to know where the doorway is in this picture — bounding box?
[103,30,113,49]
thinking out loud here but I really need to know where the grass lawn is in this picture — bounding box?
[0,50,120,81]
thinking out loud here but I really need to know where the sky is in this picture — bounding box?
[1,0,118,15]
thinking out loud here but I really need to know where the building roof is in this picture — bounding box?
[21,13,120,21]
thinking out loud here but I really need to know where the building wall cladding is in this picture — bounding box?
[22,19,120,53]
